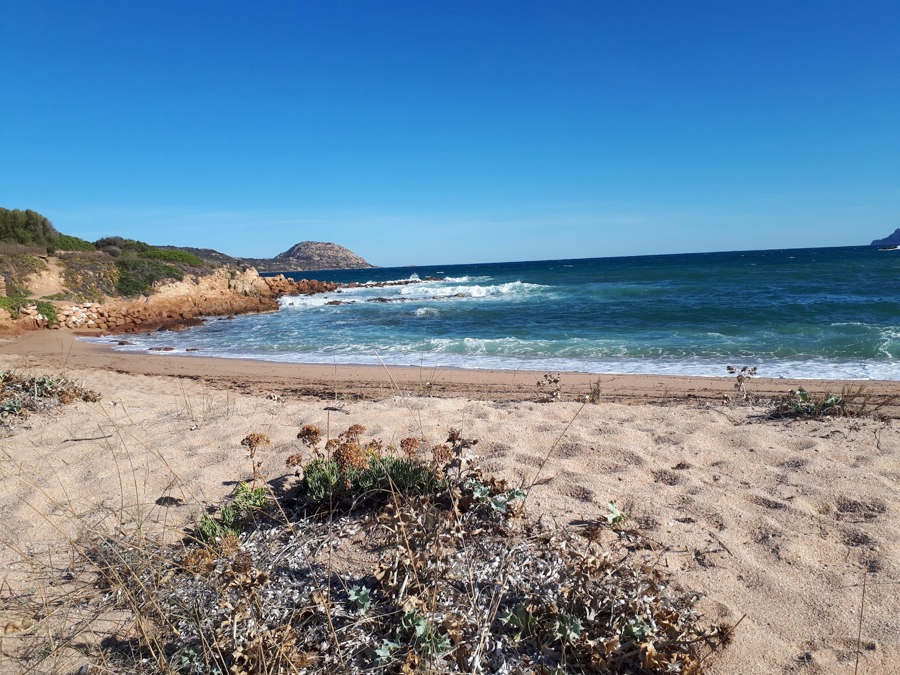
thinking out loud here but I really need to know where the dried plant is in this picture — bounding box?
[725,365,757,402]
[586,377,602,404]
[240,432,270,484]
[536,372,562,402]
[399,436,420,458]
[6,419,734,674]
[0,370,100,426]
[296,423,323,448]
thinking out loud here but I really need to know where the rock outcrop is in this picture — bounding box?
[245,241,373,273]
[2,267,340,334]
[871,228,900,247]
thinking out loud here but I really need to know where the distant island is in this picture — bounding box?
[871,228,900,247]
[244,241,374,273]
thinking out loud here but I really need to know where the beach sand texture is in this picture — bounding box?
[1,331,898,673]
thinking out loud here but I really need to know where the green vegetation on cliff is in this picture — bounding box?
[0,208,58,246]
[0,208,212,301]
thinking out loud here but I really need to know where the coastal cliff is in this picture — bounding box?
[0,267,338,334]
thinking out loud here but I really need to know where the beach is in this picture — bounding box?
[1,330,899,673]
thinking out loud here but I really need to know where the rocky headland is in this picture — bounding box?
[871,228,900,247]
[1,266,338,334]
[243,240,374,273]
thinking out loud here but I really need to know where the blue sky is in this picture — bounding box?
[3,1,899,266]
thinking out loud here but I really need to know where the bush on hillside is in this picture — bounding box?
[0,208,58,246]
[94,236,152,256]
[115,258,182,297]
[142,247,204,266]
[50,234,96,253]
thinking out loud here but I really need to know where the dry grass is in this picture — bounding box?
[2,400,735,674]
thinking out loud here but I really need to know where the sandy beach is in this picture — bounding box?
[1,330,899,673]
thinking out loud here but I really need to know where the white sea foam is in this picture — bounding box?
[442,275,492,283]
[86,337,900,381]
[278,295,337,308]
[399,281,546,300]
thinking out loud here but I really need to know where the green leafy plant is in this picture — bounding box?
[0,298,57,325]
[143,248,204,266]
[196,482,269,542]
[300,455,446,508]
[0,397,24,415]
[606,500,627,525]
[400,610,452,661]
[773,387,845,418]
[347,585,372,616]
[498,603,540,640]
[115,258,182,296]
[0,297,28,319]
[549,611,583,644]
[0,207,57,246]
[375,639,400,663]
[34,301,58,326]
[53,234,96,252]
[467,478,526,513]
[623,616,653,641]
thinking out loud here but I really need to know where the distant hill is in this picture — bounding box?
[244,241,374,272]
[871,228,900,247]
[156,245,245,267]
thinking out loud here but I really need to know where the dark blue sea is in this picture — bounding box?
[90,246,900,380]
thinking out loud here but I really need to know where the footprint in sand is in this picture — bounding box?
[792,438,819,451]
[752,526,784,559]
[515,453,546,469]
[835,496,886,522]
[557,483,595,503]
[652,469,681,486]
[750,494,789,511]
[556,441,588,459]
[487,441,511,458]
[841,528,874,547]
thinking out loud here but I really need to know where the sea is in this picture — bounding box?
[87,246,900,380]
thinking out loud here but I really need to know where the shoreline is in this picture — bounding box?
[2,329,899,413]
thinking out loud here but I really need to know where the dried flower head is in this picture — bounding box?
[241,433,270,452]
[335,441,368,472]
[400,437,421,458]
[296,424,322,448]
[364,438,384,457]
[432,443,452,467]
[340,424,366,442]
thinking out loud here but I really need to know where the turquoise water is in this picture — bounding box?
[89,246,900,379]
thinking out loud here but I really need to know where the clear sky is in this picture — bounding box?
[3,1,899,266]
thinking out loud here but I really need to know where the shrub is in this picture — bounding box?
[34,300,58,326]
[51,234,96,252]
[0,296,28,318]
[115,258,182,296]
[143,247,204,266]
[0,371,100,427]
[195,482,270,543]
[301,455,445,507]
[94,236,152,254]
[0,297,56,325]
[0,208,57,246]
